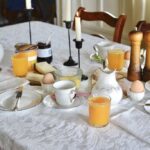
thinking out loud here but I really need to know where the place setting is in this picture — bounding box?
[0,87,42,111]
[0,0,92,113]
[43,80,84,110]
[90,40,115,63]
[41,64,91,110]
[89,29,150,117]
[90,41,131,83]
[0,39,89,112]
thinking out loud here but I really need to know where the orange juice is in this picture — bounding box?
[17,50,37,71]
[12,53,28,77]
[89,96,110,127]
[108,49,124,71]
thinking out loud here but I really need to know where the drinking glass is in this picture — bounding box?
[12,53,28,77]
[89,96,111,127]
[18,50,37,71]
[55,66,82,89]
[108,49,124,71]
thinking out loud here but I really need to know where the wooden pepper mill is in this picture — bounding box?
[143,31,150,81]
[127,30,143,81]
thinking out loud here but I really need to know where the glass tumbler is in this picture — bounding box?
[89,96,111,127]
[12,53,28,77]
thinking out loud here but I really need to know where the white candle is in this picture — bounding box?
[25,0,32,9]
[75,13,81,41]
[65,0,71,21]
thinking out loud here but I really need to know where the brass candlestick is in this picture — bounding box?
[143,31,150,81]
[127,30,143,81]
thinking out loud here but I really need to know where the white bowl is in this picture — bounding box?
[128,90,145,102]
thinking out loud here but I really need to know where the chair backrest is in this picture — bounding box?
[72,7,127,43]
[136,20,150,32]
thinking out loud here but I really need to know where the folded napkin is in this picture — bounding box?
[111,107,150,144]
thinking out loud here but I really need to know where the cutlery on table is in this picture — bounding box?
[13,86,23,111]
[138,102,150,107]
[145,103,150,106]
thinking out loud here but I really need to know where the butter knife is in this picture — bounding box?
[145,103,150,106]
[13,86,23,111]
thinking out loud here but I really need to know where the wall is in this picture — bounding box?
[56,0,148,44]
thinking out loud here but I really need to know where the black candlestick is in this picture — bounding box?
[73,39,88,80]
[63,21,78,66]
[26,9,33,44]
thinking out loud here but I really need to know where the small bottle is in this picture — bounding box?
[37,42,53,64]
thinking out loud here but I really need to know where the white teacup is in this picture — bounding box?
[53,80,76,106]
[93,41,114,59]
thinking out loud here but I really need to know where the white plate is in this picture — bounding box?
[0,77,29,93]
[0,88,42,111]
[144,99,150,113]
[43,95,82,109]
[145,81,150,91]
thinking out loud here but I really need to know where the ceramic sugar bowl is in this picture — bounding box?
[91,68,123,105]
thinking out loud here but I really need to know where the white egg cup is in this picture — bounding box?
[128,89,145,102]
[41,83,54,95]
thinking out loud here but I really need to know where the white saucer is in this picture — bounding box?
[144,99,150,114]
[43,95,82,109]
[145,81,150,91]
[90,53,104,63]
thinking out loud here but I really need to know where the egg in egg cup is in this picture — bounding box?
[128,80,145,102]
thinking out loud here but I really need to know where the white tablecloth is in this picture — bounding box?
[0,21,150,150]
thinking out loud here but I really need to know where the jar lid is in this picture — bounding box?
[15,43,38,52]
[37,42,50,49]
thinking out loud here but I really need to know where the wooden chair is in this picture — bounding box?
[136,20,150,32]
[72,7,127,43]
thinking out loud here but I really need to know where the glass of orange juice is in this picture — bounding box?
[12,53,28,77]
[108,49,124,71]
[89,96,111,127]
[17,50,37,71]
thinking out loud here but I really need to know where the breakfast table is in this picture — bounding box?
[0,21,150,150]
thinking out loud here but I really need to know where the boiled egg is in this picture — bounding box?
[42,73,55,84]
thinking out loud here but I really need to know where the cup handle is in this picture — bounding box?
[69,89,76,103]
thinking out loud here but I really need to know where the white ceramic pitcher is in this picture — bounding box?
[91,68,123,105]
